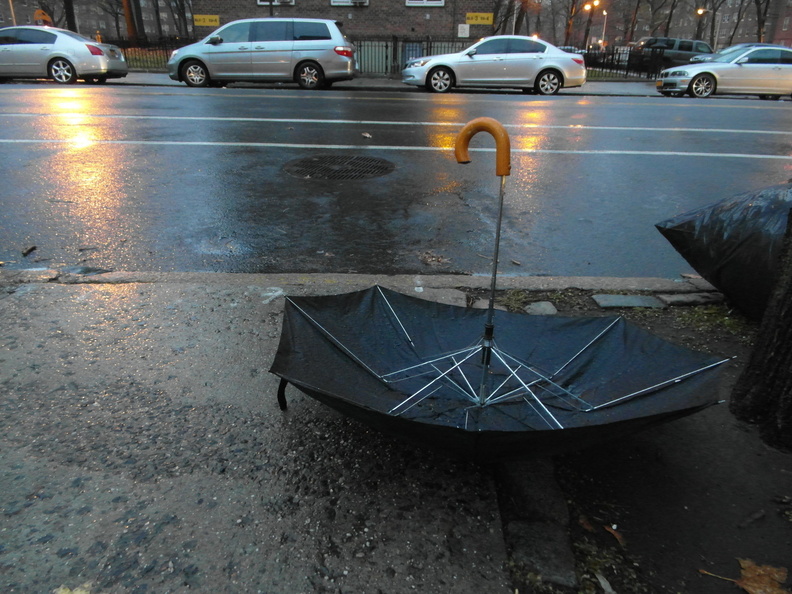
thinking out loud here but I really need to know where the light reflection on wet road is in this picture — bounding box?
[1,85,791,278]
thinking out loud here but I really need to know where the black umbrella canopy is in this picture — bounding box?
[270,286,727,456]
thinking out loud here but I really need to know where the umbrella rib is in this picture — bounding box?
[551,317,622,377]
[522,389,565,430]
[442,355,479,400]
[389,349,481,415]
[491,350,592,410]
[500,355,593,410]
[489,348,565,429]
[589,357,731,411]
[287,298,383,377]
[381,346,481,381]
[389,384,444,416]
[376,286,415,347]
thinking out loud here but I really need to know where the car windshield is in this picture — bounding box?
[711,47,748,63]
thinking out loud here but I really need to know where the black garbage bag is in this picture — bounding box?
[656,183,792,320]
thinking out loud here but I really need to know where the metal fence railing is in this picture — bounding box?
[108,37,195,70]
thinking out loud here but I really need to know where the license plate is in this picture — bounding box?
[655,80,663,88]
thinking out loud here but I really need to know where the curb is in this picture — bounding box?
[0,269,717,294]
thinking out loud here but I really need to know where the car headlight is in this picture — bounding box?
[406,58,430,68]
[668,70,689,77]
[170,49,179,59]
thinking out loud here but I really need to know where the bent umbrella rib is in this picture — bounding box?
[551,317,622,377]
[589,357,732,411]
[287,298,382,377]
[376,286,415,348]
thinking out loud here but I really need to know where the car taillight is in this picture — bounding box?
[86,44,105,56]
[572,57,584,66]
[334,46,354,58]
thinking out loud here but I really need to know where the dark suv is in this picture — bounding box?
[634,37,713,68]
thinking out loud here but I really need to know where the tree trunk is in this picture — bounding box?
[730,209,792,450]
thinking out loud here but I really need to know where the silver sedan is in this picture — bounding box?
[0,25,128,84]
[656,45,792,99]
[402,36,586,94]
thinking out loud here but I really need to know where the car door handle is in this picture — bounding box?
[254,46,266,49]
[238,46,249,50]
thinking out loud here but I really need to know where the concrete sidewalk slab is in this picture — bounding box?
[0,275,513,593]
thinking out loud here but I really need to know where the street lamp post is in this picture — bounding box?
[582,0,600,50]
[601,10,608,45]
[8,0,17,25]
[694,7,708,41]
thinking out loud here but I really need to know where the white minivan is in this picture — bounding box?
[167,18,356,89]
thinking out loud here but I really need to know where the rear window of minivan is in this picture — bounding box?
[294,22,331,41]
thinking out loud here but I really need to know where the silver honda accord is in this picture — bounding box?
[402,35,586,94]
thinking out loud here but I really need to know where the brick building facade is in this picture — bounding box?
[190,0,500,39]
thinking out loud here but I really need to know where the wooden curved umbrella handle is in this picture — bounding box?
[454,117,511,177]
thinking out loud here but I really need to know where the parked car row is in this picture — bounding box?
[1,22,586,96]
[3,23,790,101]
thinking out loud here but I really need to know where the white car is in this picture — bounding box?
[0,25,127,84]
[656,45,792,99]
[402,35,586,95]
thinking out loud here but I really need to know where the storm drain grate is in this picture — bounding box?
[284,155,395,181]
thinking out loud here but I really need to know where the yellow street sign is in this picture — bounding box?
[193,14,220,27]
[466,13,493,25]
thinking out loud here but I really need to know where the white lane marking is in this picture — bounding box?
[0,112,789,136]
[0,138,790,159]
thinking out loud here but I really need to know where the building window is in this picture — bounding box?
[406,0,444,6]
[332,0,369,5]
[257,0,296,5]
[784,16,790,30]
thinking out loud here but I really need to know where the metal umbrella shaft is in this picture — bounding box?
[454,117,512,404]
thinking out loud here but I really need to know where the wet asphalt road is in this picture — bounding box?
[1,83,791,277]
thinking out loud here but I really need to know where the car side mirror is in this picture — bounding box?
[736,57,748,65]
[466,49,477,57]
[208,36,222,45]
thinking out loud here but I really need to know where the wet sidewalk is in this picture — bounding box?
[117,70,660,96]
[1,269,790,593]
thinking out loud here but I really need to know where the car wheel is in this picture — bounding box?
[296,62,325,89]
[758,95,781,101]
[688,73,715,98]
[535,70,562,95]
[84,76,107,84]
[49,59,77,84]
[426,67,454,93]
[181,60,210,87]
